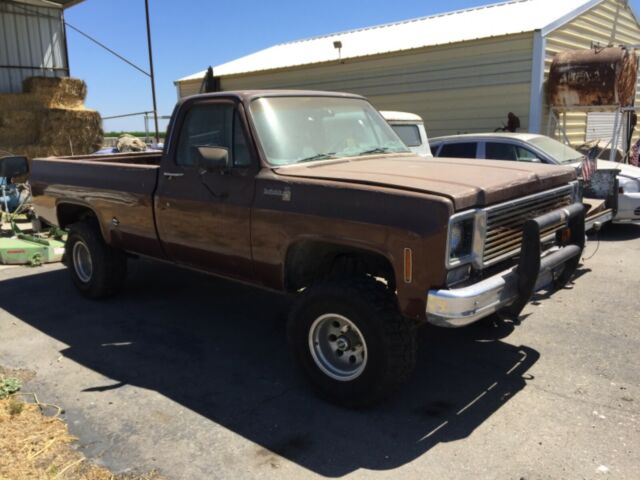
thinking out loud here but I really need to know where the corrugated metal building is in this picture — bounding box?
[0,0,82,93]
[175,0,640,146]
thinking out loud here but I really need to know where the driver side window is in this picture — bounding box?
[176,103,233,167]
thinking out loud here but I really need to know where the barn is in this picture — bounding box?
[174,0,640,147]
[0,0,83,93]
[0,0,102,158]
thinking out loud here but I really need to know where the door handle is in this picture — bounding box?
[163,172,184,179]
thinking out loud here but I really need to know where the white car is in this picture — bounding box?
[380,111,432,158]
[430,133,640,225]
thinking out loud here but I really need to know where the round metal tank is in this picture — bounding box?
[547,47,638,108]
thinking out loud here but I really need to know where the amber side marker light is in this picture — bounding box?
[560,228,572,244]
[403,248,413,283]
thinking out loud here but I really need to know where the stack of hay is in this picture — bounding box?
[0,77,103,158]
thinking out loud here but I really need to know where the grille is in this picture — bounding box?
[482,185,573,266]
[634,206,640,217]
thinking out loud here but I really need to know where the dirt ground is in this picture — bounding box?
[0,224,638,479]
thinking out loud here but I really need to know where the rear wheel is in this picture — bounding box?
[65,221,127,299]
[288,278,416,407]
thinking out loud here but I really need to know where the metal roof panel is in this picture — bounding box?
[12,0,85,8]
[178,0,602,82]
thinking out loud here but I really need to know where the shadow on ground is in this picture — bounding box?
[530,265,592,304]
[594,223,640,242]
[0,262,539,477]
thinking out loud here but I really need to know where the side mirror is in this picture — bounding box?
[0,155,29,178]
[196,146,230,172]
[530,158,542,163]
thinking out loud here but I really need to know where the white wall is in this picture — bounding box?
[178,33,534,138]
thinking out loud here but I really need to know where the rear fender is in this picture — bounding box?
[56,201,112,244]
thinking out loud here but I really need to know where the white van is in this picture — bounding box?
[380,111,432,158]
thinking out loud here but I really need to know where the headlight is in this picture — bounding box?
[446,210,483,268]
[449,218,474,260]
[446,210,486,269]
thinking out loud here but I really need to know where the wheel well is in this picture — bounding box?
[284,241,396,292]
[57,203,98,229]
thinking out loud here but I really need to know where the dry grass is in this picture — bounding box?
[0,397,163,480]
[0,365,161,480]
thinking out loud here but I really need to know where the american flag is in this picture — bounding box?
[631,140,640,167]
[581,155,598,182]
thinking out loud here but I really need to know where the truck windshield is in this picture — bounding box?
[249,96,409,166]
[528,136,585,165]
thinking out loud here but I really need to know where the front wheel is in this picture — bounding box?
[65,221,127,299]
[287,278,416,407]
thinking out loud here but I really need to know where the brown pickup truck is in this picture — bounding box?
[29,90,585,407]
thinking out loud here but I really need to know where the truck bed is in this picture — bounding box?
[30,151,164,258]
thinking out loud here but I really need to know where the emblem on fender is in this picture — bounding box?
[264,187,292,201]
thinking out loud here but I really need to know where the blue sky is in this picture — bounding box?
[65,0,640,132]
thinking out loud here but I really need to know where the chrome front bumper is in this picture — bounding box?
[426,203,585,328]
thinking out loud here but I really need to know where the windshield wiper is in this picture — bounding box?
[296,153,338,163]
[356,147,394,156]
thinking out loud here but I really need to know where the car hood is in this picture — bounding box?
[274,155,576,210]
[569,159,640,179]
[599,159,640,179]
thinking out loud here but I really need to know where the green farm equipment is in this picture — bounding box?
[1,153,65,266]
[0,219,66,266]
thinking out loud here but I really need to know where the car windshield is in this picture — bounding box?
[249,96,408,166]
[528,136,585,165]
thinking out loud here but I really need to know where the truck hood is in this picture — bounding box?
[274,155,576,210]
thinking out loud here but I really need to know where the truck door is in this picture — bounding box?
[155,99,256,280]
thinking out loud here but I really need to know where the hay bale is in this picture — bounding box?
[0,92,42,112]
[0,110,40,145]
[38,109,102,154]
[22,77,87,109]
[0,76,103,158]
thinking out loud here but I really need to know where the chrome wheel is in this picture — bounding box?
[308,313,367,381]
[72,240,93,283]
